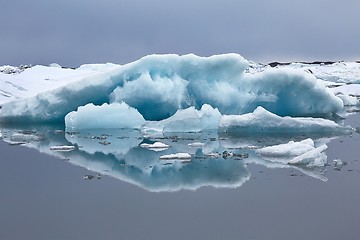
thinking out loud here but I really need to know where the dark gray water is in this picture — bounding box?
[1,114,360,240]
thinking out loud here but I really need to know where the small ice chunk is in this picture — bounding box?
[188,142,206,147]
[333,159,345,170]
[160,153,192,161]
[205,152,221,158]
[140,142,170,151]
[333,159,344,167]
[10,133,43,143]
[222,150,234,159]
[84,175,94,180]
[50,145,76,151]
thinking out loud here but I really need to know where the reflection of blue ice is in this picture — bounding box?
[1,126,332,192]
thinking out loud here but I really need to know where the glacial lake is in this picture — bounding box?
[1,113,360,240]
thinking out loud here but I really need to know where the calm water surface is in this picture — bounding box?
[1,114,360,240]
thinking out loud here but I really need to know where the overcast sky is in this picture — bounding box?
[1,0,359,67]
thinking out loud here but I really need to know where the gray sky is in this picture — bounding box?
[1,0,359,67]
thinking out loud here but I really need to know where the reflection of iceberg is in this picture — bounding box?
[68,150,250,192]
[0,125,335,191]
[64,129,143,155]
[65,131,251,191]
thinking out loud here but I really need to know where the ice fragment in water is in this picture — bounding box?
[288,144,328,167]
[140,142,170,151]
[50,145,76,151]
[160,153,192,162]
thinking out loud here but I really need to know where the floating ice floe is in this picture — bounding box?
[140,142,170,151]
[188,142,206,147]
[256,138,316,162]
[219,106,352,135]
[50,145,76,151]
[333,159,345,170]
[254,138,328,173]
[288,144,328,167]
[159,153,192,161]
[9,133,44,143]
[256,137,328,167]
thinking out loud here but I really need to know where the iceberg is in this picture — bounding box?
[65,129,143,155]
[0,54,343,123]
